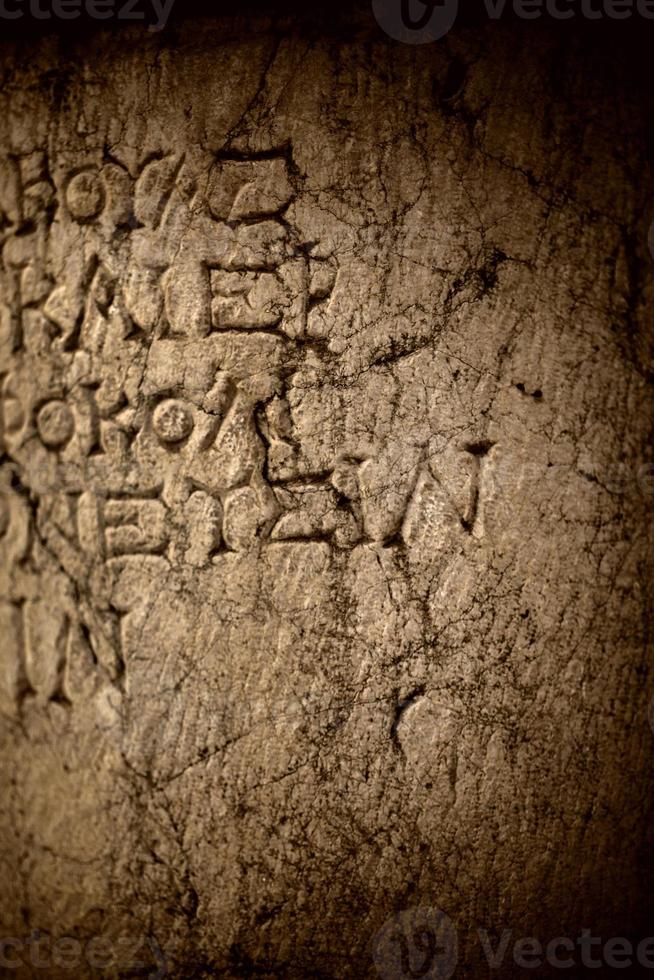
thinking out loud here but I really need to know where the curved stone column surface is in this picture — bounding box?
[0,14,653,979]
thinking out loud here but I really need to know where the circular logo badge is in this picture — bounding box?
[373,906,458,980]
[372,0,459,43]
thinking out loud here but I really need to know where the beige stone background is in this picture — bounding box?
[0,7,653,977]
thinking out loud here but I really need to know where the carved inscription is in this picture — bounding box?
[0,143,487,713]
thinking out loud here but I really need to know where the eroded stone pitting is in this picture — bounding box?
[0,14,653,979]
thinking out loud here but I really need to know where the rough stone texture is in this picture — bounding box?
[1,11,653,978]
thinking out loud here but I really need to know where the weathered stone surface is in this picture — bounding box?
[0,11,653,978]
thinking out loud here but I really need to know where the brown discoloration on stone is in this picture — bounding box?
[0,12,653,979]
